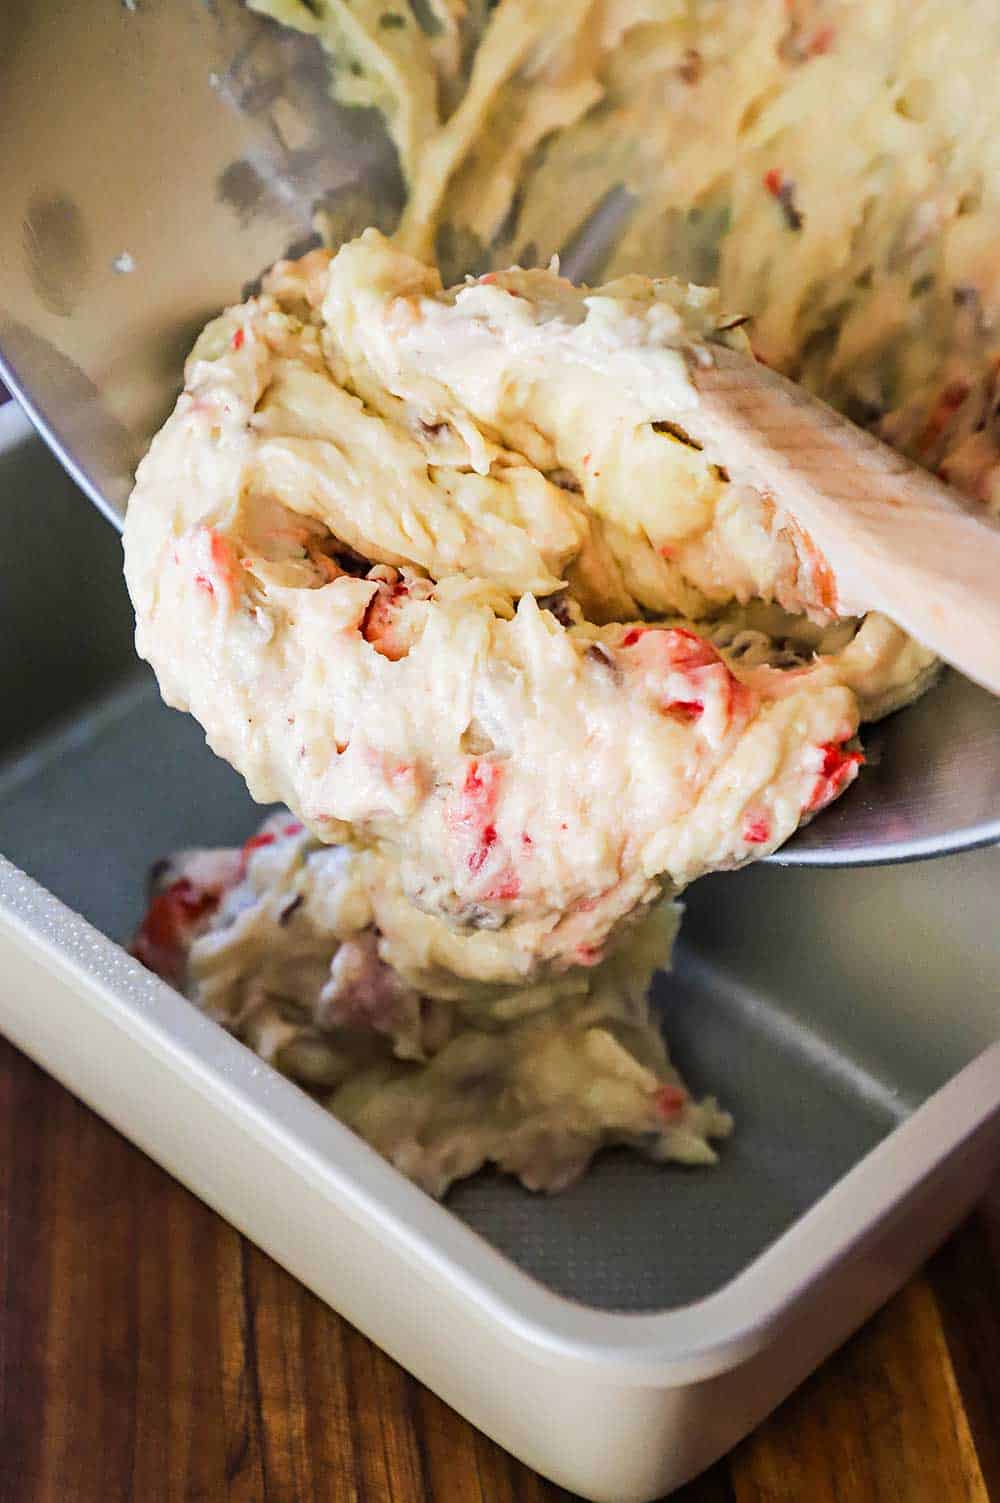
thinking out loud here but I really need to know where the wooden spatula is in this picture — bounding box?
[686,344,1000,697]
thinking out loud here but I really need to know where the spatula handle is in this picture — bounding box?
[689,345,1000,697]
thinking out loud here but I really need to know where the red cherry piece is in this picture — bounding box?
[469,824,498,874]
[654,1084,688,1121]
[663,698,704,722]
[482,871,521,902]
[806,742,864,813]
[742,813,771,845]
[131,879,219,985]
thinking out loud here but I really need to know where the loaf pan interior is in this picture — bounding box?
[3,412,997,1314]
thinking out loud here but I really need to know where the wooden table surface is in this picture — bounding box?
[1,1036,998,1503]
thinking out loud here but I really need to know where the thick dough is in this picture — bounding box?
[124,236,933,980]
[133,814,730,1197]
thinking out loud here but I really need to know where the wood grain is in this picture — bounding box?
[0,1035,996,1503]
